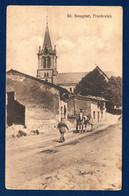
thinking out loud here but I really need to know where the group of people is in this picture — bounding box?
[76,109,93,133]
[57,109,93,143]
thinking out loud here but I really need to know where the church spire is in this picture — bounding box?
[37,18,58,83]
[43,16,52,50]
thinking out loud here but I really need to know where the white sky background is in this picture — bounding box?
[7,6,122,77]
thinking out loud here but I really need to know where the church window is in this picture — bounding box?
[42,57,46,68]
[47,56,51,68]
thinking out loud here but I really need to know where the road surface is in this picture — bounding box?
[6,123,122,190]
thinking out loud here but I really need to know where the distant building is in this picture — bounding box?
[56,66,113,93]
[67,95,107,123]
[37,22,114,92]
[37,22,58,83]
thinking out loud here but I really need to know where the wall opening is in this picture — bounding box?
[98,111,100,122]
[7,92,25,126]
[93,111,95,120]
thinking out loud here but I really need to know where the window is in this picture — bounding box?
[47,73,49,77]
[42,57,46,68]
[44,73,46,77]
[93,111,95,119]
[98,111,100,122]
[47,56,51,68]
[97,102,99,108]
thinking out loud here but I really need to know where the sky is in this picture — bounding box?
[7,6,122,77]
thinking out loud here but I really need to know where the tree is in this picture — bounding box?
[104,76,122,109]
[74,69,106,97]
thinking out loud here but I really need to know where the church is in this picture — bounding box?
[6,21,110,126]
[36,22,113,93]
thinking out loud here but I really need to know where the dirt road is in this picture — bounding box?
[6,123,122,190]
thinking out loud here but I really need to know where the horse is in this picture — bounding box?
[76,115,94,133]
[83,116,94,132]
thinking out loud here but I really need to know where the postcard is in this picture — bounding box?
[6,6,122,190]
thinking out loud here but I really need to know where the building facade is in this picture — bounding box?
[67,95,106,123]
[6,69,68,127]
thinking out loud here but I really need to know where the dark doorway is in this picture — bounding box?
[7,92,25,126]
[98,111,100,122]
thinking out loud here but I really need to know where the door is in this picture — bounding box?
[98,111,100,122]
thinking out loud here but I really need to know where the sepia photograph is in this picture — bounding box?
[6,6,122,190]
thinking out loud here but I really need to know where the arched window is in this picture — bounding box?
[47,56,51,68]
[42,57,46,68]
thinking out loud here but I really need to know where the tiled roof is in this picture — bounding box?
[56,72,88,85]
[68,94,107,102]
[56,70,114,85]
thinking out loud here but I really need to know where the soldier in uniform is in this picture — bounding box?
[57,119,69,143]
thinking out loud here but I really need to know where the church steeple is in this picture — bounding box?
[43,19,52,50]
[37,18,58,83]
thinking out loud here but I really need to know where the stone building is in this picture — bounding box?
[67,95,106,123]
[37,22,58,83]
[6,69,68,127]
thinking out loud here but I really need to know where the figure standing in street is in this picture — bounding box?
[78,109,84,133]
[64,105,67,119]
[57,119,69,143]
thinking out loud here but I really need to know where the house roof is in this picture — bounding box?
[6,69,69,96]
[68,94,107,102]
[56,69,114,85]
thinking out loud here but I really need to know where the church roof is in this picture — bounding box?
[56,72,88,85]
[56,70,114,85]
[43,24,52,50]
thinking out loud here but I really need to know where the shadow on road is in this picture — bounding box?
[53,139,61,143]
[72,130,79,134]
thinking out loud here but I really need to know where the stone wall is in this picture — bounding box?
[74,99,91,116]
[67,96,106,123]
[6,71,60,128]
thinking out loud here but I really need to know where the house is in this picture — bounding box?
[6,69,69,127]
[67,95,107,123]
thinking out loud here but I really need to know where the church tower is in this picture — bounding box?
[37,20,58,83]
